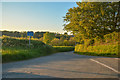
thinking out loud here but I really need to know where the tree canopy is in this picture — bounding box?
[64,2,120,40]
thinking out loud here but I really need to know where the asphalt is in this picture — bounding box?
[2,51,119,78]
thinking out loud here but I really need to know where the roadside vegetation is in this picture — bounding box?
[1,2,119,62]
[63,2,119,57]
[53,46,74,52]
[2,37,53,63]
[2,37,74,63]
[74,32,119,57]
[75,43,119,57]
[2,31,76,46]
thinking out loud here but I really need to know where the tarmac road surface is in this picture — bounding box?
[2,51,119,78]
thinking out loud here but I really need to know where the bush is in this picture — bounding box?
[104,32,119,43]
[75,44,119,57]
[94,32,119,45]
[50,38,76,46]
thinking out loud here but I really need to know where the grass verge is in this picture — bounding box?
[74,52,119,58]
[2,37,74,63]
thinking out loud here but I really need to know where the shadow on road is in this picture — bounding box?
[3,72,56,78]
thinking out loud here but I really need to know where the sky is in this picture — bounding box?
[2,2,77,33]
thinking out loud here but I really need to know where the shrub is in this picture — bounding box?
[104,32,119,43]
[94,32,119,45]
[75,43,119,57]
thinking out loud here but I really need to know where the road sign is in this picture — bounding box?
[27,31,34,48]
[27,31,34,36]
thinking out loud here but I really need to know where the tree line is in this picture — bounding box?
[1,30,76,46]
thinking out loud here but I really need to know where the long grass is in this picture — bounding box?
[2,37,74,63]
[2,37,54,63]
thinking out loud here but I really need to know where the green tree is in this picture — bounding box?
[50,38,60,46]
[43,32,55,44]
[64,2,120,41]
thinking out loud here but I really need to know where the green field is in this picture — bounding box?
[2,37,74,63]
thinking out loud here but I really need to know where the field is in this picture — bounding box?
[2,37,74,63]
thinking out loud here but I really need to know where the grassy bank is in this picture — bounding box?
[2,37,74,63]
[2,37,54,63]
[74,43,119,57]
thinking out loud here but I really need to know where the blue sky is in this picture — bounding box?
[2,2,77,33]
